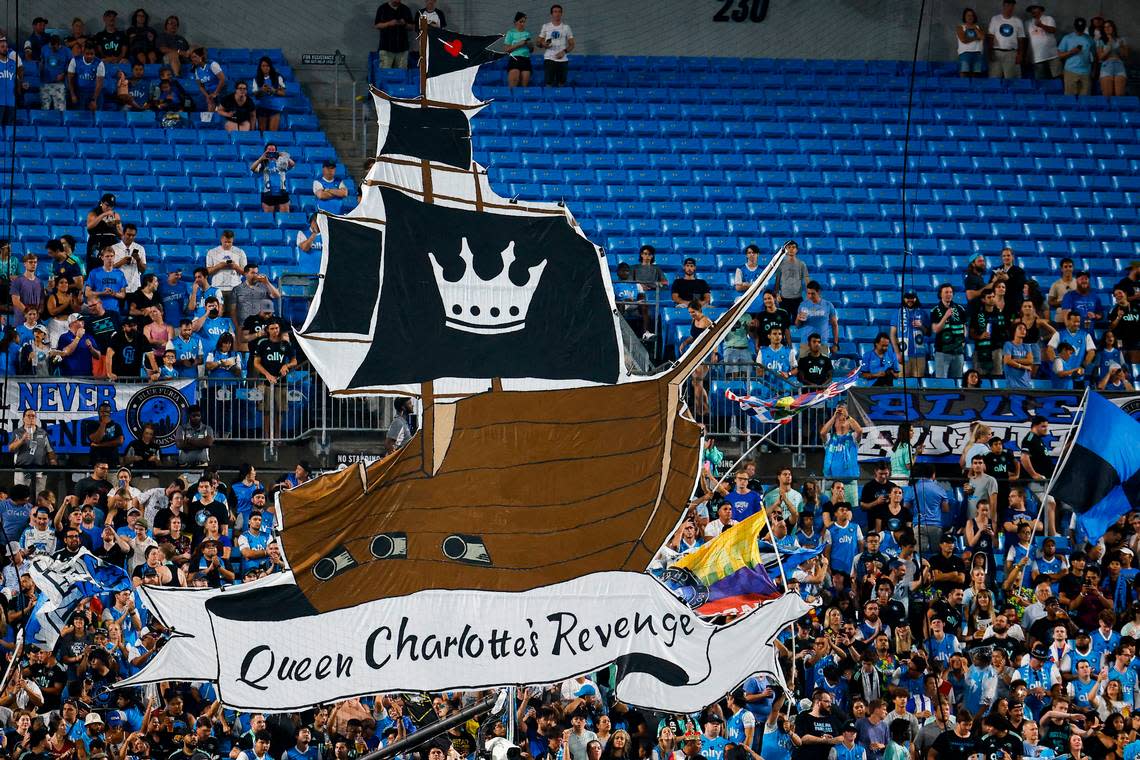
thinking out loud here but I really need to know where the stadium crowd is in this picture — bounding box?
[0,6,1137,760]
[617,241,1139,393]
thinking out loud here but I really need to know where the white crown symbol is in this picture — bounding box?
[428,238,547,335]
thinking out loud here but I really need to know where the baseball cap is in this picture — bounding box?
[322,160,337,168]
[68,312,84,323]
[122,315,137,325]
[86,712,105,727]
[106,712,125,728]
[127,507,141,515]
[99,193,116,206]
[103,9,118,16]
[259,299,275,312]
[704,714,724,724]
[1026,4,1043,11]
[842,721,857,733]
[1030,644,1050,660]
[939,531,955,544]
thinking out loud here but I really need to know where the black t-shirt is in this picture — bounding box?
[187,498,230,539]
[792,712,839,760]
[860,480,894,527]
[375,2,414,53]
[82,418,123,465]
[82,312,120,350]
[982,450,1017,503]
[980,731,1022,760]
[93,29,127,58]
[757,308,790,339]
[127,290,161,323]
[931,730,982,760]
[219,93,255,123]
[254,338,295,378]
[109,331,150,376]
[1020,432,1053,479]
[928,599,965,634]
[797,353,833,386]
[25,662,66,709]
[671,277,711,304]
[125,438,161,464]
[931,303,967,354]
[1110,303,1140,347]
[928,553,967,595]
[880,598,908,630]
[985,633,1023,661]
[93,540,129,568]
[963,271,986,299]
[75,475,113,509]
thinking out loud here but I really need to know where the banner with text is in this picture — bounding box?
[847,388,1140,464]
[122,571,810,713]
[0,379,195,455]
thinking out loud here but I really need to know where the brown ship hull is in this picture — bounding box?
[277,376,702,614]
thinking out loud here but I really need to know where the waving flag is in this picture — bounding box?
[425,28,506,105]
[1053,392,1140,539]
[726,365,862,424]
[25,550,132,650]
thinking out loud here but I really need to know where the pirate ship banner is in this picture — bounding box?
[122,24,810,712]
[122,567,810,712]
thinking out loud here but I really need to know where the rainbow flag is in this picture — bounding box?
[726,364,862,423]
[671,510,769,588]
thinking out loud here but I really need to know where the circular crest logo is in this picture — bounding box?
[1120,397,1140,423]
[660,566,710,609]
[125,385,190,447]
[1000,23,1014,36]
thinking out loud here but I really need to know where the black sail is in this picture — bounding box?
[347,187,620,389]
[379,100,473,168]
[305,218,383,336]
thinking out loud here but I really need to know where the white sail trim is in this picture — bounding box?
[424,66,483,108]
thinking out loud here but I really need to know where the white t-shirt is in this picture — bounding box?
[110,240,147,293]
[1027,15,1059,62]
[540,22,573,61]
[988,14,1026,50]
[205,245,248,291]
[958,24,984,54]
[704,519,736,539]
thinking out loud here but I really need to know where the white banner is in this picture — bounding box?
[122,571,810,712]
[2,378,195,454]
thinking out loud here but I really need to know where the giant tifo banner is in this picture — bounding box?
[847,388,1140,464]
[122,570,810,712]
[0,379,196,454]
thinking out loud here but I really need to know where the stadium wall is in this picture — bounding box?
[13,1,1140,76]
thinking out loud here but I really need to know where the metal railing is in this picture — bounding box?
[685,361,843,459]
[195,373,391,447]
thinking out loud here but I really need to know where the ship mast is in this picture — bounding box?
[416,16,444,476]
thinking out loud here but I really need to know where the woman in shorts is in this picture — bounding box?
[505,13,534,88]
[956,9,986,77]
[1097,20,1129,97]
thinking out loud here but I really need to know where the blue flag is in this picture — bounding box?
[1054,392,1140,539]
[26,550,133,650]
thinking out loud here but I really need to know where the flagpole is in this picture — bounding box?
[1026,386,1090,548]
[709,422,790,495]
[418,16,429,100]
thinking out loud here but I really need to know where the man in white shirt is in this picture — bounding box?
[538,4,574,87]
[987,0,1026,79]
[204,230,248,314]
[1026,5,1060,79]
[110,223,147,293]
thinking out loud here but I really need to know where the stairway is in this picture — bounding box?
[292,64,373,188]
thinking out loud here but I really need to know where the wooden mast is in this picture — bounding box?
[416,15,452,477]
